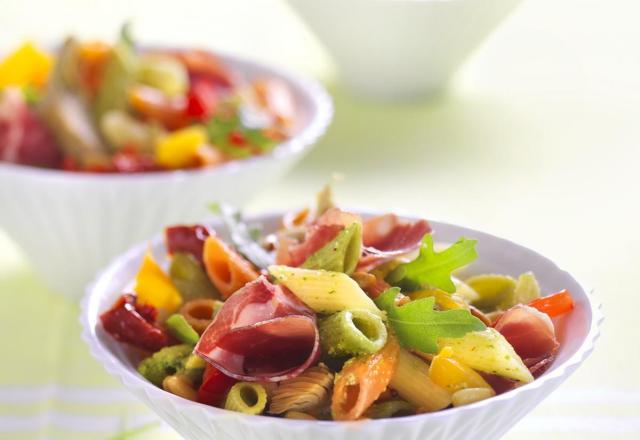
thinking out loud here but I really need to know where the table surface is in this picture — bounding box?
[1,0,639,439]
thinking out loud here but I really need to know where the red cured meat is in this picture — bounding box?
[165,225,211,265]
[494,305,559,373]
[280,208,362,267]
[287,224,343,267]
[194,277,320,382]
[0,88,61,168]
[358,214,431,271]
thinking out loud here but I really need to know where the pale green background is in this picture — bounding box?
[1,0,639,438]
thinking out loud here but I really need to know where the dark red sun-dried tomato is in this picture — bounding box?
[165,225,211,265]
[100,294,171,352]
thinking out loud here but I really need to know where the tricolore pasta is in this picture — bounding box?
[99,188,575,420]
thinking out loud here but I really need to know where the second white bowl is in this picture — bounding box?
[81,213,601,440]
[288,0,521,101]
[0,53,332,298]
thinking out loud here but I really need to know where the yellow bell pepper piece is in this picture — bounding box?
[428,346,492,394]
[0,42,52,88]
[134,251,182,313]
[155,126,207,169]
[409,288,467,310]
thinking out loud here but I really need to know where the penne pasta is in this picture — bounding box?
[302,221,362,274]
[332,335,399,421]
[389,349,451,412]
[268,265,382,316]
[203,235,259,298]
[224,382,268,415]
[269,364,333,415]
[438,328,534,383]
[365,400,414,419]
[451,387,495,407]
[465,274,517,312]
[319,310,387,356]
[513,271,541,305]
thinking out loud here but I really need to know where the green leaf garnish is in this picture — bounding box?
[387,235,477,293]
[205,108,277,158]
[119,21,135,48]
[375,287,486,353]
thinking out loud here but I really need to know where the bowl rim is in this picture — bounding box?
[0,50,333,183]
[80,211,602,428]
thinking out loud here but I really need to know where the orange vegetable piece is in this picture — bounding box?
[0,42,52,88]
[428,346,492,393]
[332,334,400,421]
[134,250,182,313]
[202,235,259,298]
[528,289,574,318]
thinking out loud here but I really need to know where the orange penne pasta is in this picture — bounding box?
[331,334,399,421]
[203,235,259,298]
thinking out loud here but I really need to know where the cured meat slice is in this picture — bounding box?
[195,277,320,382]
[358,214,431,271]
[281,208,361,267]
[494,305,559,375]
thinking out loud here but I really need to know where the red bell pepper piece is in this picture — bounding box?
[100,294,172,352]
[528,289,574,318]
[197,363,237,406]
[186,79,218,120]
[228,130,246,146]
[165,225,211,265]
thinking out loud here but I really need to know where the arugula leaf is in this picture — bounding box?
[206,109,277,157]
[209,203,274,269]
[375,288,486,354]
[387,235,477,293]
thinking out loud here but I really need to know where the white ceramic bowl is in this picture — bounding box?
[0,54,332,298]
[81,212,601,440]
[287,0,521,101]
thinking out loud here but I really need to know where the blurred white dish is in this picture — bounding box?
[287,0,521,101]
[0,54,332,298]
[81,213,601,440]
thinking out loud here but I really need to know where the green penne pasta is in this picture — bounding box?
[319,310,387,356]
[268,266,383,316]
[224,382,268,415]
[169,252,220,301]
[365,400,415,419]
[302,222,362,274]
[465,274,517,312]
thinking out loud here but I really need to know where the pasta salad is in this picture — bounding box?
[0,25,294,172]
[100,189,574,420]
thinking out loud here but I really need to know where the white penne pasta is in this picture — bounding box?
[268,266,383,316]
[389,349,451,412]
[513,271,541,305]
[438,328,534,383]
[451,387,495,407]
